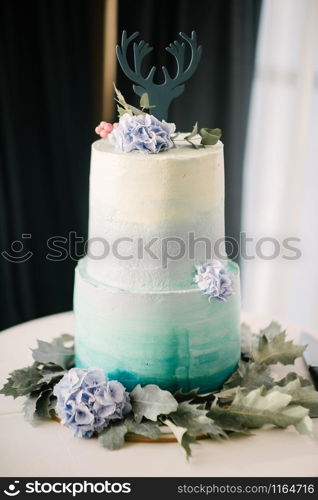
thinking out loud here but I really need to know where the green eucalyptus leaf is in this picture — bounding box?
[130,384,178,423]
[117,104,129,117]
[98,422,128,450]
[139,93,155,110]
[113,83,132,114]
[171,132,180,140]
[126,104,144,116]
[184,123,200,148]
[140,93,149,109]
[113,83,144,116]
[113,83,127,107]
[187,122,198,138]
[199,127,222,146]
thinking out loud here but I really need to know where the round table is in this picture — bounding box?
[0,311,317,477]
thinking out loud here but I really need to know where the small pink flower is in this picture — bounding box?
[95,121,115,138]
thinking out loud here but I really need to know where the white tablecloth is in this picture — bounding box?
[0,311,317,477]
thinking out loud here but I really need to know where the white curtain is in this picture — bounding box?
[241,0,318,329]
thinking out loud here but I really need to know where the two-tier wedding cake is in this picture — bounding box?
[73,30,241,394]
[74,133,240,393]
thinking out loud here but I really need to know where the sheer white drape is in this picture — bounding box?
[241,0,318,328]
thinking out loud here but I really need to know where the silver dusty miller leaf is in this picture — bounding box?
[170,401,226,439]
[209,387,312,437]
[276,372,312,388]
[270,377,318,418]
[22,388,56,424]
[173,387,215,406]
[98,422,128,450]
[32,334,74,369]
[0,365,43,398]
[130,384,178,423]
[125,416,162,439]
[163,418,198,460]
[260,321,283,341]
[223,361,274,392]
[252,325,305,366]
[23,394,39,424]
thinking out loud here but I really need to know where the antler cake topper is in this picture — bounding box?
[116,30,202,121]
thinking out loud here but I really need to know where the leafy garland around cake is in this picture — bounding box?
[1,323,318,460]
[94,86,222,153]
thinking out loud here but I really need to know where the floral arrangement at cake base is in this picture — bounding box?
[1,322,318,460]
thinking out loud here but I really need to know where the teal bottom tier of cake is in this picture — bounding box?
[74,258,241,393]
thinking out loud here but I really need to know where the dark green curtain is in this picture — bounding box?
[1,0,261,330]
[0,0,104,330]
[117,0,262,259]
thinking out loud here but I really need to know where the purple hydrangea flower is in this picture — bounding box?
[53,368,131,438]
[194,261,233,302]
[108,113,176,154]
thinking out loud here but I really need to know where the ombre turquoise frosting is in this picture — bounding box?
[74,138,241,393]
[74,258,241,393]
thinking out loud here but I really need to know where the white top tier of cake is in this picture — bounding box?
[86,137,225,291]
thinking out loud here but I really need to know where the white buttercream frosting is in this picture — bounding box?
[86,136,226,290]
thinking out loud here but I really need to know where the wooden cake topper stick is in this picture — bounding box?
[116,30,202,121]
